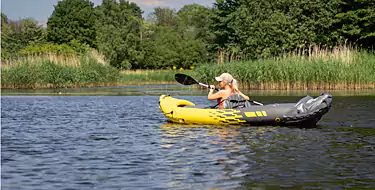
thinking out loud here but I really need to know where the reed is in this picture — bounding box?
[117,69,194,85]
[196,47,375,90]
[2,44,373,90]
[1,52,118,89]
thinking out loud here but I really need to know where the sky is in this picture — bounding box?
[1,0,215,26]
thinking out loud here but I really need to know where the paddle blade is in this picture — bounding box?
[175,73,198,85]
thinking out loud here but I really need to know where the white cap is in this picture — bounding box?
[215,73,233,84]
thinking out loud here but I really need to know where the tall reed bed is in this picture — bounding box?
[195,48,375,90]
[118,69,194,84]
[1,52,119,89]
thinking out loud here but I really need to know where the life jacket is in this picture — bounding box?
[223,94,251,109]
[217,86,235,109]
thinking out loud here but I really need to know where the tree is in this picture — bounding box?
[1,13,12,59]
[179,39,207,68]
[335,0,375,48]
[210,0,240,49]
[177,4,213,41]
[95,0,144,69]
[149,7,180,29]
[1,13,46,59]
[1,12,7,24]
[47,0,96,47]
[141,28,182,69]
[229,0,341,59]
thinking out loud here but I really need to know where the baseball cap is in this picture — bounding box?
[215,73,233,84]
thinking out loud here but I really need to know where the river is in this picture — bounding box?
[1,85,375,189]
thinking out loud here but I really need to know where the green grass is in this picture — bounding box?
[193,50,375,90]
[2,46,374,90]
[1,53,119,89]
[117,69,194,85]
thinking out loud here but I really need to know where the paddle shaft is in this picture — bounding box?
[198,82,219,91]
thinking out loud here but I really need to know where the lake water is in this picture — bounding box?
[1,85,375,189]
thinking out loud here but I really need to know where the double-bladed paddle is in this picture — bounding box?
[175,73,263,106]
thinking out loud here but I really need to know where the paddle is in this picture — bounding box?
[175,73,264,106]
[175,73,219,91]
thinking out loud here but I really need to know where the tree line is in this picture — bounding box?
[1,0,374,69]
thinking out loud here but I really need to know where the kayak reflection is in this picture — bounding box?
[157,123,284,188]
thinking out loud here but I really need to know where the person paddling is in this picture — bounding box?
[208,73,249,109]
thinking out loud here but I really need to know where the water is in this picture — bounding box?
[2,86,375,189]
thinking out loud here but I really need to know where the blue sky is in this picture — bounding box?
[1,0,215,25]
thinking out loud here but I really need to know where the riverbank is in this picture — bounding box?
[1,48,374,90]
[193,49,375,90]
[1,53,119,89]
[116,70,194,85]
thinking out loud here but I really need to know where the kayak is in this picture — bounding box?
[158,93,332,127]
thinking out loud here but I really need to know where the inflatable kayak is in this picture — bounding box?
[159,93,332,127]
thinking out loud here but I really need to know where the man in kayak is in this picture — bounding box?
[208,73,250,109]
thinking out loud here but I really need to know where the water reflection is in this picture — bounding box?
[1,84,198,96]
[2,84,375,97]
[158,123,375,189]
[158,123,284,189]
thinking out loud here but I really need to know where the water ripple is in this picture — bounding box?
[1,95,375,189]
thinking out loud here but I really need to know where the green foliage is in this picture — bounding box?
[210,0,240,48]
[141,28,181,69]
[1,54,119,88]
[150,7,180,29]
[178,4,211,32]
[1,62,40,88]
[208,0,374,60]
[1,12,7,23]
[19,43,75,56]
[194,50,375,89]
[1,14,46,59]
[2,0,375,89]
[179,39,208,68]
[47,0,96,47]
[118,70,194,84]
[228,0,342,59]
[68,39,91,55]
[140,20,156,40]
[141,27,207,69]
[95,0,144,69]
[177,4,215,61]
[76,56,119,85]
[335,0,375,48]
[138,5,211,69]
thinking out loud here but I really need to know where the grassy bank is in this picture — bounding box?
[117,69,194,85]
[1,52,119,89]
[2,46,374,90]
[193,48,375,90]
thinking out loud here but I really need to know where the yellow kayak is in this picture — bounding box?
[158,94,332,127]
